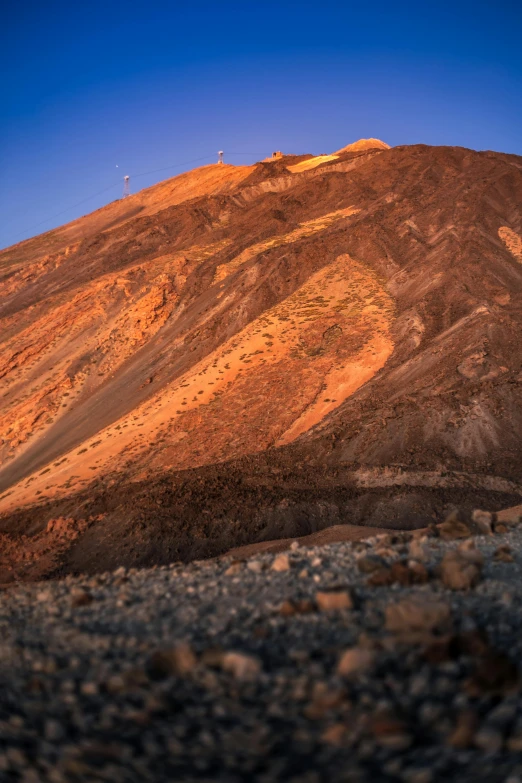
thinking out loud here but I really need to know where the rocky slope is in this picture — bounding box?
[1,506,522,781]
[1,139,522,581]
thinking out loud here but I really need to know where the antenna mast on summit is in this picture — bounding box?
[218,151,224,165]
[122,175,130,198]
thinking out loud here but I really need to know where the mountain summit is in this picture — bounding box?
[334,138,391,153]
[1,139,522,580]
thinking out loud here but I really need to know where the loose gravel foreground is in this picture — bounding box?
[2,510,522,782]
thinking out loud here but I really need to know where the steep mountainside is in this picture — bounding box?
[1,140,522,581]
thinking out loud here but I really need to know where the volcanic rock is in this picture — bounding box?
[440,546,483,590]
[385,598,451,634]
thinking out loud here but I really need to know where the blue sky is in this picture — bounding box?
[1,0,521,249]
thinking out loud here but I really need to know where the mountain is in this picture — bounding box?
[1,139,522,581]
[334,138,391,154]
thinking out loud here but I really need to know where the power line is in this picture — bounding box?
[8,180,122,244]
[132,154,217,179]
[7,150,266,247]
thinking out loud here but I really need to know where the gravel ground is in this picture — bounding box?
[2,511,522,782]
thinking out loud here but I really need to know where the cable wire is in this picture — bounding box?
[132,154,216,179]
[8,180,122,243]
[8,149,267,246]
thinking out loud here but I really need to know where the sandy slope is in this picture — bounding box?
[287,154,339,173]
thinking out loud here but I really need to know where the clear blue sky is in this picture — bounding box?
[1,0,521,250]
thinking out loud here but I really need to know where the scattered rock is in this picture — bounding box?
[80,681,99,696]
[271,553,290,572]
[221,651,262,681]
[356,554,387,574]
[474,726,504,753]
[447,710,478,748]
[3,504,522,780]
[70,587,93,607]
[407,559,430,583]
[368,559,429,587]
[315,590,353,611]
[466,649,519,696]
[304,682,346,719]
[367,567,394,586]
[122,667,149,688]
[147,643,197,680]
[224,561,242,575]
[438,510,472,540]
[337,647,376,677]
[105,674,126,694]
[369,716,412,749]
[385,598,451,634]
[44,718,64,742]
[374,546,398,560]
[279,599,315,616]
[494,544,514,562]
[408,537,430,562]
[320,723,347,745]
[457,539,485,562]
[440,545,483,590]
[471,509,494,535]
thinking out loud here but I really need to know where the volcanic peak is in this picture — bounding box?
[334,138,391,154]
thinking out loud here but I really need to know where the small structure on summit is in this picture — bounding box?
[218,151,224,164]
[262,151,284,162]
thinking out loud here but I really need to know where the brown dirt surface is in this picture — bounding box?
[224,522,394,559]
[1,139,522,581]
